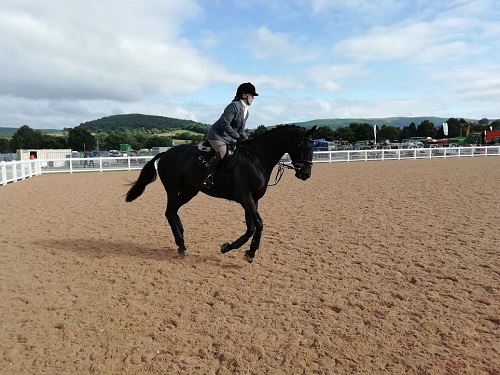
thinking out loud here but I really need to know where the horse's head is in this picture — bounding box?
[289,126,317,180]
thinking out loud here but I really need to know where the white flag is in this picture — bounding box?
[373,125,377,138]
[442,122,448,136]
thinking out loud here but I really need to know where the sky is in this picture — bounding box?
[0,0,499,130]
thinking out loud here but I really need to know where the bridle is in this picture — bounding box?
[269,132,314,186]
[290,137,314,172]
[239,129,314,186]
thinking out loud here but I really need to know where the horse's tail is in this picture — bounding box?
[125,153,164,202]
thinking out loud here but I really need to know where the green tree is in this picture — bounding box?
[315,126,335,141]
[67,127,96,151]
[377,125,400,142]
[0,137,13,152]
[400,122,418,140]
[441,118,461,138]
[349,123,375,141]
[249,125,268,139]
[333,127,356,142]
[42,135,67,149]
[176,132,199,141]
[10,125,44,150]
[145,136,173,148]
[416,120,436,138]
[93,131,107,151]
[127,131,149,150]
[185,124,209,135]
[101,130,130,150]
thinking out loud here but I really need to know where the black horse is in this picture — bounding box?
[126,124,317,263]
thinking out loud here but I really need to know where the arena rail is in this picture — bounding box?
[0,160,42,185]
[1,145,500,186]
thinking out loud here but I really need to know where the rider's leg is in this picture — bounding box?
[201,141,227,188]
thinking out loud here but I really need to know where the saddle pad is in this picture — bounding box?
[194,147,239,171]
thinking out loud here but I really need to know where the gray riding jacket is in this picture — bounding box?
[207,100,248,143]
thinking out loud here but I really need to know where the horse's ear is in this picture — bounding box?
[305,125,318,137]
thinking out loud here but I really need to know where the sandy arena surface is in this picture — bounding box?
[0,157,499,375]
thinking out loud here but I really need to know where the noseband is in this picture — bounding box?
[291,137,314,172]
[270,136,313,186]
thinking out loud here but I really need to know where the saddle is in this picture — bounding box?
[195,140,239,171]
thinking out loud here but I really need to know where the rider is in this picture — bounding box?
[201,82,258,189]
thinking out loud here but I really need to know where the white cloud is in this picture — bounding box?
[431,64,500,103]
[0,0,498,129]
[306,0,401,15]
[250,26,318,63]
[307,64,368,91]
[333,17,485,64]
[0,0,228,103]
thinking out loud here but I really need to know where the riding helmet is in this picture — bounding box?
[236,82,259,96]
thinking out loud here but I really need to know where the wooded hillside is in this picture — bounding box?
[77,114,209,133]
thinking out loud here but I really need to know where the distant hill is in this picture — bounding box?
[0,127,20,135]
[77,113,209,132]
[0,114,209,135]
[293,116,462,130]
[0,127,60,135]
[1,115,486,135]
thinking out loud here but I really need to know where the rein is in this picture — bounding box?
[270,162,286,186]
[268,162,294,186]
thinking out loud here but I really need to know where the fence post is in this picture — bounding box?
[37,160,42,175]
[1,163,6,185]
[21,161,27,180]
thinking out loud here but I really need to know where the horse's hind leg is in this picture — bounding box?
[166,205,186,256]
[165,189,197,257]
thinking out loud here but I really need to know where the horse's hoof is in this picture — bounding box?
[178,249,188,257]
[221,243,232,254]
[244,251,254,263]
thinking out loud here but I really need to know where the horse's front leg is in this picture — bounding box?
[245,212,264,263]
[244,211,263,263]
[220,209,255,253]
[221,198,263,263]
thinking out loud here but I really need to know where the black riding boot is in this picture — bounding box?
[201,152,222,189]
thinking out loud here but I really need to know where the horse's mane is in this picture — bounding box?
[243,124,305,143]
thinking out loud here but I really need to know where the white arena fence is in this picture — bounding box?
[1,145,500,186]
